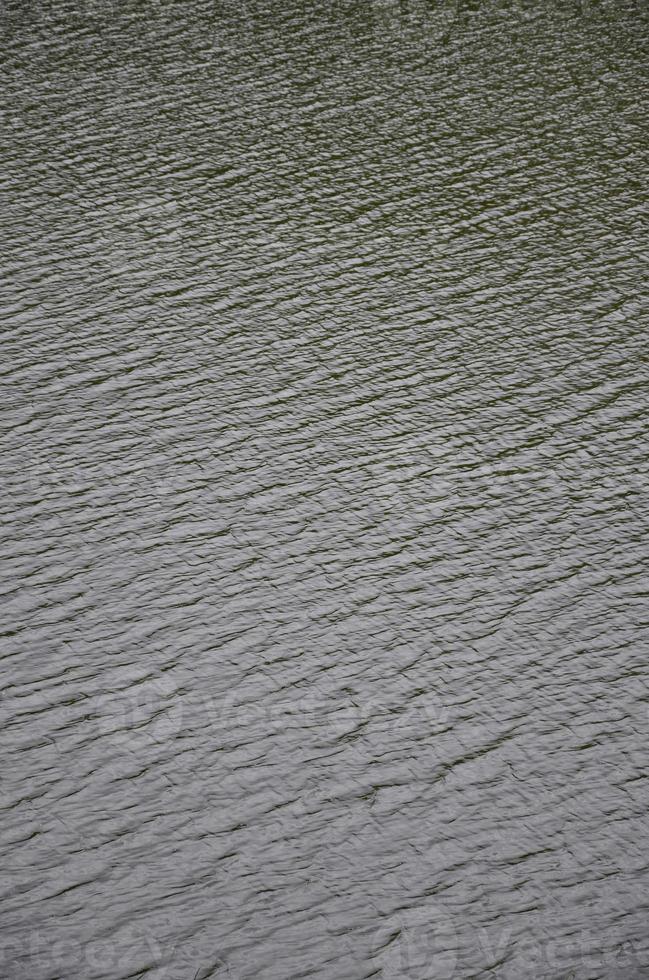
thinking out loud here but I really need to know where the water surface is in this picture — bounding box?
[1,1,649,977]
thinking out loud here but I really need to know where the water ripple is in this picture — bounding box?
[1,0,649,978]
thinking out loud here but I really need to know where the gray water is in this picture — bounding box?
[2,1,649,978]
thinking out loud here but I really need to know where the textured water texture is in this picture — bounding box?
[1,1,649,978]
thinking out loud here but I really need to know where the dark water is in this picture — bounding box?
[2,0,649,977]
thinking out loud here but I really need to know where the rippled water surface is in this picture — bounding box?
[2,0,649,977]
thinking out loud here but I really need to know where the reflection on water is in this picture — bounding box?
[1,0,648,977]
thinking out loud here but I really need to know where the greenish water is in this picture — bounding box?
[1,1,648,978]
